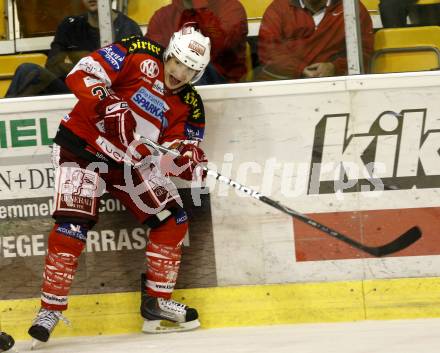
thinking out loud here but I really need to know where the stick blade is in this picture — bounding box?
[369,226,422,257]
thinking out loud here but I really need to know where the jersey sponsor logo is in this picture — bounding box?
[106,101,128,113]
[308,109,440,194]
[155,283,174,289]
[188,40,206,56]
[174,208,188,225]
[56,167,98,216]
[152,80,165,95]
[98,45,125,71]
[72,57,112,87]
[42,292,68,304]
[184,122,204,141]
[183,91,203,120]
[147,280,174,291]
[62,114,71,122]
[56,223,88,242]
[126,38,162,55]
[131,87,170,124]
[140,59,160,78]
[83,76,102,87]
[96,136,126,163]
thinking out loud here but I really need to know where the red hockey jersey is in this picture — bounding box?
[56,36,205,163]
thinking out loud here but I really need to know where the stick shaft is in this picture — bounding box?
[140,138,421,256]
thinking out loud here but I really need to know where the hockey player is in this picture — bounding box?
[27,25,211,343]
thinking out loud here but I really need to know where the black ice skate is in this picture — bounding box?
[141,295,200,333]
[140,274,200,333]
[0,331,15,352]
[28,308,69,348]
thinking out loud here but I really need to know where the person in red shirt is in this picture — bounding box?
[27,26,211,345]
[147,0,248,84]
[256,0,374,80]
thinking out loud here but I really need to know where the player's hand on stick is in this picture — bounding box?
[163,143,208,181]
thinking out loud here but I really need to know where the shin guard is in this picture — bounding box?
[41,223,87,311]
[145,213,188,299]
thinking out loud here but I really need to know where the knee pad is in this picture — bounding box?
[148,207,188,247]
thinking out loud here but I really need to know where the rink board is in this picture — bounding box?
[2,277,440,339]
[2,72,440,337]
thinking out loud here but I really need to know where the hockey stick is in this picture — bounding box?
[139,138,422,257]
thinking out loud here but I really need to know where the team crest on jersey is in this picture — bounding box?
[131,87,170,124]
[140,59,159,78]
[152,80,165,95]
[98,45,125,71]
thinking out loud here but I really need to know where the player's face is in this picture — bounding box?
[164,56,198,90]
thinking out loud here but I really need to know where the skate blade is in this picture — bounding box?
[142,319,200,333]
[31,339,46,350]
[3,348,19,353]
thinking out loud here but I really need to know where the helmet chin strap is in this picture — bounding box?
[190,69,205,84]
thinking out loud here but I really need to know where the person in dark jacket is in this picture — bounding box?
[379,0,417,28]
[5,0,142,98]
[146,0,248,84]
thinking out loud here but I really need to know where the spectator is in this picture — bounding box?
[5,0,142,98]
[256,0,374,80]
[379,0,417,28]
[146,0,248,84]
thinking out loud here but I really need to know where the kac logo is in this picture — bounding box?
[140,59,159,78]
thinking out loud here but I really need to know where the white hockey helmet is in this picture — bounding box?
[164,24,211,83]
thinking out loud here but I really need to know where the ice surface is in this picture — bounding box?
[12,319,440,353]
